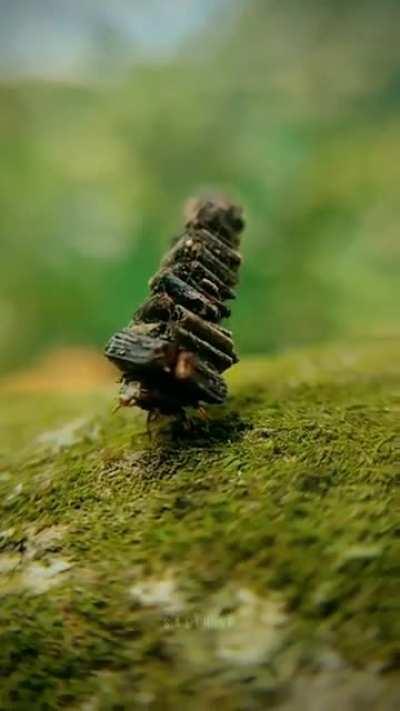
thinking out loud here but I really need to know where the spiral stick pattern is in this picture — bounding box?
[105,197,244,415]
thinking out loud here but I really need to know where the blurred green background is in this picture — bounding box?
[1,0,399,376]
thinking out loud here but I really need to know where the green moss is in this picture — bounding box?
[0,341,399,709]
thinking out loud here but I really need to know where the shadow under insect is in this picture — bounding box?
[168,410,252,448]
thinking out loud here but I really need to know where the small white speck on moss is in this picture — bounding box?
[336,544,383,568]
[77,697,98,711]
[129,574,185,615]
[6,482,23,501]
[0,527,15,541]
[216,588,287,666]
[26,524,69,555]
[36,417,99,451]
[135,691,156,706]
[0,553,21,575]
[21,559,73,594]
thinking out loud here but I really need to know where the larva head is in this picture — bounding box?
[118,380,140,408]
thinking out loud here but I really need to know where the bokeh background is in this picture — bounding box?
[1,0,399,378]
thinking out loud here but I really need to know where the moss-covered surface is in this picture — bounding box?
[0,341,399,710]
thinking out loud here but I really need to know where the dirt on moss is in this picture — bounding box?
[0,340,399,710]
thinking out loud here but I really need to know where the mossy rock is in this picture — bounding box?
[0,341,399,710]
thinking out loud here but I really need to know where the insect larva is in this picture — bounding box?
[104,197,244,418]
